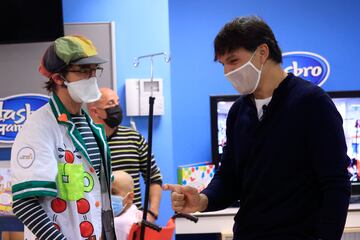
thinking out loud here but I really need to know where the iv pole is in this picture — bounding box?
[133,52,170,240]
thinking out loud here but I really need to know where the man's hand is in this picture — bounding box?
[163,184,208,213]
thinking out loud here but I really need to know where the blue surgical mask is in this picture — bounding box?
[111,193,128,217]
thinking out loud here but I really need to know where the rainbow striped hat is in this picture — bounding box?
[39,35,107,78]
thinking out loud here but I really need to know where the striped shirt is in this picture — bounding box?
[12,198,66,240]
[108,126,162,209]
[71,114,102,176]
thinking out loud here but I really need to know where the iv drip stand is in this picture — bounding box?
[133,52,170,240]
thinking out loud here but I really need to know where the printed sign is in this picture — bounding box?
[178,163,215,192]
[0,168,13,215]
[282,51,330,86]
[0,94,49,143]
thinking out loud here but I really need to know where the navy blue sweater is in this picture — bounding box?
[202,73,351,240]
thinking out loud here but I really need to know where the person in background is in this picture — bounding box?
[164,16,351,240]
[112,171,143,240]
[88,87,162,223]
[11,35,115,239]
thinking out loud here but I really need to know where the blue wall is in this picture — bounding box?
[169,0,360,173]
[63,0,174,226]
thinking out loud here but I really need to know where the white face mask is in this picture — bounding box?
[225,51,263,95]
[64,77,101,103]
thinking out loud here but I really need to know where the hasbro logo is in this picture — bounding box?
[0,94,49,143]
[282,51,330,86]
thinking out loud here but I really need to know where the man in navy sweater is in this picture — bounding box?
[164,16,350,240]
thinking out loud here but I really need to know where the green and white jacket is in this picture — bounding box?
[11,93,113,240]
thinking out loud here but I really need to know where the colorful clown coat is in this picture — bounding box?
[11,93,113,240]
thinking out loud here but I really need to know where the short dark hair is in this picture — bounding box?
[44,78,56,92]
[214,16,282,63]
[43,70,67,92]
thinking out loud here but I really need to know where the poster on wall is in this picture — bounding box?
[0,168,13,215]
[178,162,215,192]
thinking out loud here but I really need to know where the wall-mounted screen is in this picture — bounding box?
[210,95,239,168]
[0,0,64,44]
[328,91,360,195]
[210,91,360,196]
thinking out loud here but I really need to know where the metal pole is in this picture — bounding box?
[133,52,170,240]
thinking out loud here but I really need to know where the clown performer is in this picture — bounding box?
[11,35,116,240]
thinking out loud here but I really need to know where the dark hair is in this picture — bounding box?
[44,78,56,92]
[214,16,282,63]
[43,70,67,92]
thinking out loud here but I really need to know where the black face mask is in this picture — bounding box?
[103,105,123,128]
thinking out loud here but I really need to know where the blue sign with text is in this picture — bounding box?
[282,51,330,86]
[0,94,49,143]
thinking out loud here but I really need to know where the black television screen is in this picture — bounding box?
[210,95,239,168]
[0,0,64,44]
[328,91,360,195]
[210,91,360,195]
